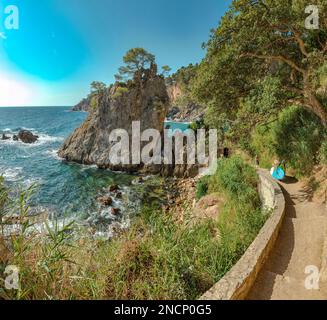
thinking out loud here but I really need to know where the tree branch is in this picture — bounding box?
[264,23,309,57]
[241,52,306,74]
[293,31,309,57]
[283,86,303,95]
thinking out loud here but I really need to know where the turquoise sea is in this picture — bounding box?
[0,107,147,222]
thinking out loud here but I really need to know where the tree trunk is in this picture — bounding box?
[303,73,327,126]
[306,92,327,127]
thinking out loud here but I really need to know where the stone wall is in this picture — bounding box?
[200,169,286,300]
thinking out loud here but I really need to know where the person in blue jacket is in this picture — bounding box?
[270,159,286,181]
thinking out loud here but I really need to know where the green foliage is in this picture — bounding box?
[319,141,327,165]
[195,177,209,200]
[0,183,77,300]
[161,65,171,77]
[90,81,106,94]
[167,63,198,92]
[316,62,327,104]
[250,125,276,169]
[104,158,265,300]
[166,64,200,108]
[1,158,266,300]
[209,156,260,208]
[236,76,287,137]
[115,48,155,81]
[0,176,7,212]
[112,86,129,99]
[189,118,206,131]
[90,96,99,109]
[249,106,327,175]
[192,0,327,134]
[104,210,219,299]
[273,107,326,175]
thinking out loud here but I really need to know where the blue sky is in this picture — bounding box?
[0,0,231,106]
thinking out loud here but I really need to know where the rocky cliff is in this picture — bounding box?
[167,83,183,104]
[71,81,206,124]
[59,64,170,172]
[71,97,91,112]
[166,83,206,123]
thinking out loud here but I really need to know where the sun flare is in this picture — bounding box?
[0,73,32,106]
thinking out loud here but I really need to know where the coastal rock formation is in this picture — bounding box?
[166,83,206,123]
[59,64,170,172]
[18,130,39,144]
[166,103,205,123]
[71,82,206,123]
[167,83,183,104]
[1,134,10,140]
[71,97,91,112]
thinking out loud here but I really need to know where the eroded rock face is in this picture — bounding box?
[166,83,206,123]
[71,97,91,112]
[59,64,170,172]
[18,130,39,144]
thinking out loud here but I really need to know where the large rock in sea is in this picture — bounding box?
[59,64,170,172]
[18,130,39,144]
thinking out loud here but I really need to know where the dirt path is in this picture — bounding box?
[248,177,327,300]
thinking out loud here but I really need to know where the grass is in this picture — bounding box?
[0,156,268,300]
[195,176,209,200]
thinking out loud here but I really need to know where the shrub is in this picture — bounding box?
[112,86,129,99]
[209,156,260,208]
[104,198,266,300]
[195,177,209,200]
[1,158,266,300]
[249,106,327,175]
[250,125,276,169]
[272,107,326,176]
[0,176,8,212]
[90,95,99,109]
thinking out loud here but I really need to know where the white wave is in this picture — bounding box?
[44,149,64,160]
[0,167,23,182]
[0,136,16,145]
[22,177,42,187]
[80,164,98,171]
[0,132,64,147]
[19,127,36,131]
[37,134,64,144]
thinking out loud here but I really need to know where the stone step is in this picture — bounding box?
[248,270,326,300]
[263,216,327,280]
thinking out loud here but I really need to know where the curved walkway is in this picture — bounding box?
[248,177,327,300]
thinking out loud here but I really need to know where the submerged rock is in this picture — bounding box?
[108,184,119,192]
[111,207,121,216]
[97,195,113,206]
[1,134,10,140]
[115,191,123,199]
[18,130,39,144]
